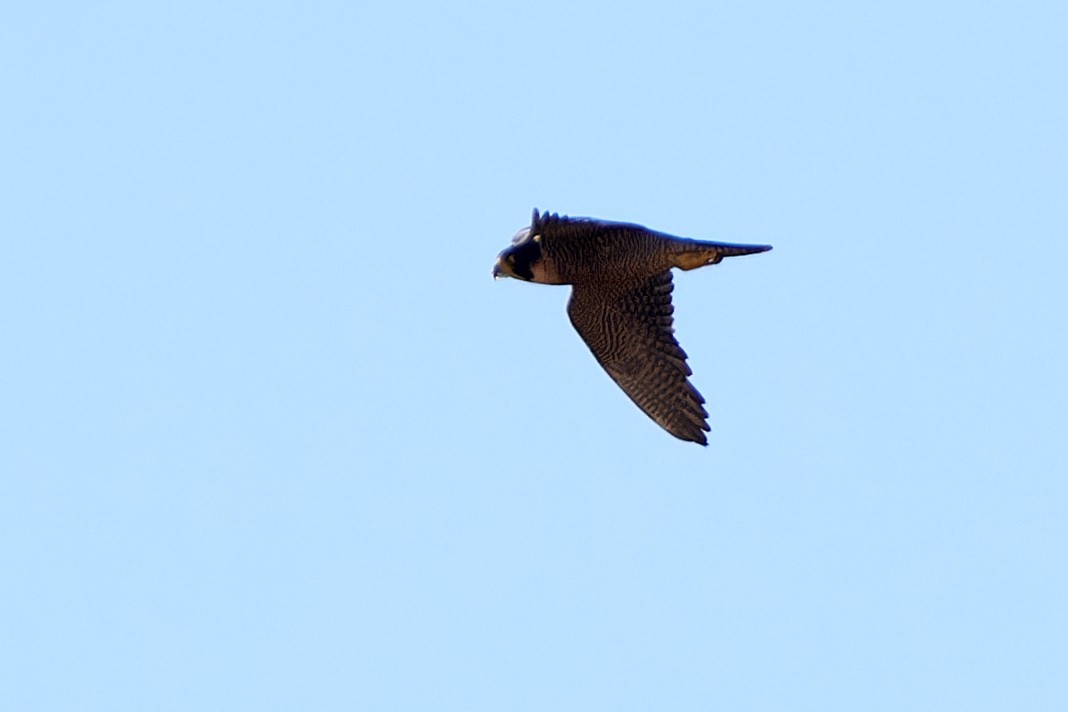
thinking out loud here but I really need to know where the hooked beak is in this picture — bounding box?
[492,254,516,280]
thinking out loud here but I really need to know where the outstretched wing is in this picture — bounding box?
[567,271,710,445]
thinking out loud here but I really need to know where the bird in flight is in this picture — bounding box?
[493,209,771,445]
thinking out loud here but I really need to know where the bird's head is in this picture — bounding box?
[493,209,565,283]
[492,224,543,281]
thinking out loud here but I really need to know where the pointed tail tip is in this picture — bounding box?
[721,243,773,257]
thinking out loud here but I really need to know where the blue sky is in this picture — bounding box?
[2,1,1066,709]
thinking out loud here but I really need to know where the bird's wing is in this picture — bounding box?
[567,271,710,445]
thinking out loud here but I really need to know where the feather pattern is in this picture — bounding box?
[568,271,710,445]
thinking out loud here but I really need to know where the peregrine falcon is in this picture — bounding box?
[493,209,771,445]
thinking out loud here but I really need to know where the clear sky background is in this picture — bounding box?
[2,1,1066,709]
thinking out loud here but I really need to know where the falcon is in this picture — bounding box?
[493,209,771,445]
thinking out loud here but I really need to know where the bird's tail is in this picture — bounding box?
[671,239,772,271]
